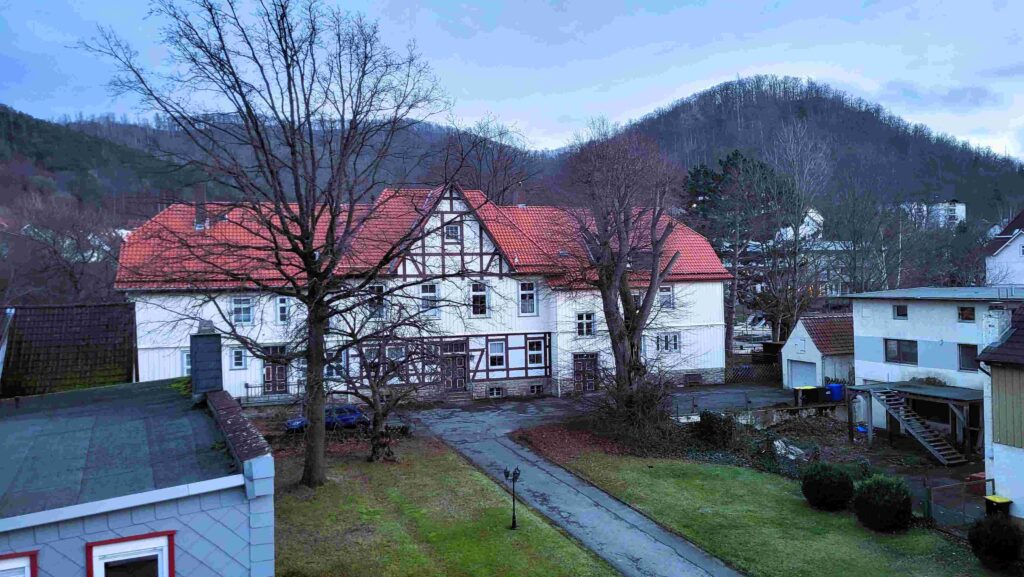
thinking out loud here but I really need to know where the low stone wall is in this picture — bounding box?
[469,377,550,400]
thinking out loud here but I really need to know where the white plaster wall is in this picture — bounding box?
[992,443,1024,518]
[781,321,823,389]
[852,298,1001,392]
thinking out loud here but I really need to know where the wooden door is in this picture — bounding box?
[263,345,289,394]
[442,341,468,391]
[573,353,598,392]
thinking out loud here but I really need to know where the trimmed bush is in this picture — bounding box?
[852,475,913,532]
[695,410,735,448]
[968,515,1023,570]
[801,463,854,511]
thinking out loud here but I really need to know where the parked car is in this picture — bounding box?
[284,404,370,432]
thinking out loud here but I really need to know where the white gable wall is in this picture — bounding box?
[986,234,1024,285]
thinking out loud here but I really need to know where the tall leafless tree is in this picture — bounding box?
[88,0,485,486]
[561,121,684,395]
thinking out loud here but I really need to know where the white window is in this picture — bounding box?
[231,297,253,324]
[88,532,174,577]
[471,282,489,317]
[658,285,675,309]
[276,296,291,323]
[488,341,506,368]
[527,339,545,366]
[577,312,595,336]
[656,332,681,353]
[0,552,35,577]
[230,348,247,370]
[420,283,440,317]
[529,384,544,395]
[181,350,191,377]
[519,282,537,315]
[444,223,462,241]
[488,386,504,398]
[368,284,385,319]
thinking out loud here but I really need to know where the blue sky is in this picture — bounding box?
[2,0,1023,156]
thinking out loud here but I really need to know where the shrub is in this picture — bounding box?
[801,462,855,511]
[852,475,913,532]
[695,411,736,448]
[968,515,1023,570]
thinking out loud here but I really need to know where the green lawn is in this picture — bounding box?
[275,437,619,577]
[566,451,991,577]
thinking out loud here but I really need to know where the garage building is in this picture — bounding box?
[782,313,853,389]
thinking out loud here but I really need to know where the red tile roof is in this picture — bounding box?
[983,209,1024,257]
[798,314,853,356]
[116,186,729,290]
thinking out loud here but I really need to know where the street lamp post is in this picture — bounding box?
[503,466,521,529]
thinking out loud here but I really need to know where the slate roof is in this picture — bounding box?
[983,210,1024,257]
[844,286,1024,301]
[0,380,236,519]
[116,185,730,290]
[799,314,853,356]
[978,307,1024,366]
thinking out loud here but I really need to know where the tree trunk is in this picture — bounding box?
[300,309,327,488]
[368,408,393,462]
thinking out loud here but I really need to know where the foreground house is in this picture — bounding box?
[781,313,853,389]
[847,287,1022,465]
[0,369,274,576]
[116,185,731,403]
[978,308,1024,518]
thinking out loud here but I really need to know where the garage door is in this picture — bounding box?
[789,360,817,388]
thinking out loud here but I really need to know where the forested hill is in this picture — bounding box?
[627,75,1024,221]
[0,104,204,211]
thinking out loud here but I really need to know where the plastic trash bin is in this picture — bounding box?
[826,383,844,402]
[985,495,1012,517]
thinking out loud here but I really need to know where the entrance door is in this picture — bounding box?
[573,353,598,392]
[441,341,468,391]
[263,345,289,394]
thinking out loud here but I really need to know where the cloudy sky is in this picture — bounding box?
[2,0,1023,156]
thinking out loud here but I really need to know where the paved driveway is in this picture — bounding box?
[415,398,742,577]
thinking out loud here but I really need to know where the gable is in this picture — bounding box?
[393,186,512,278]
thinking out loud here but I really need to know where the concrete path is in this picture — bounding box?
[415,399,743,577]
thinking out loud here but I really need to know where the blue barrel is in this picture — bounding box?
[826,383,844,402]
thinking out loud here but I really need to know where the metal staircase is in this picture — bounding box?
[870,389,967,466]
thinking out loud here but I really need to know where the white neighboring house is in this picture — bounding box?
[977,308,1024,518]
[849,287,1024,462]
[985,209,1024,285]
[781,314,853,389]
[116,185,731,403]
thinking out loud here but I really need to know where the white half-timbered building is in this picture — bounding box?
[116,185,731,403]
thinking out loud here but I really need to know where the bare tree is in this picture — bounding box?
[90,1,470,487]
[560,121,684,396]
[429,115,541,204]
[0,193,122,305]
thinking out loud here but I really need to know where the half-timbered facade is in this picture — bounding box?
[117,185,731,403]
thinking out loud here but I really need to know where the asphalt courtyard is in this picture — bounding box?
[413,384,789,577]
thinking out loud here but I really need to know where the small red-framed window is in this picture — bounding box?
[0,550,38,577]
[86,531,175,577]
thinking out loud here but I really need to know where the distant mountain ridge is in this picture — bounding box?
[624,75,1024,221]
